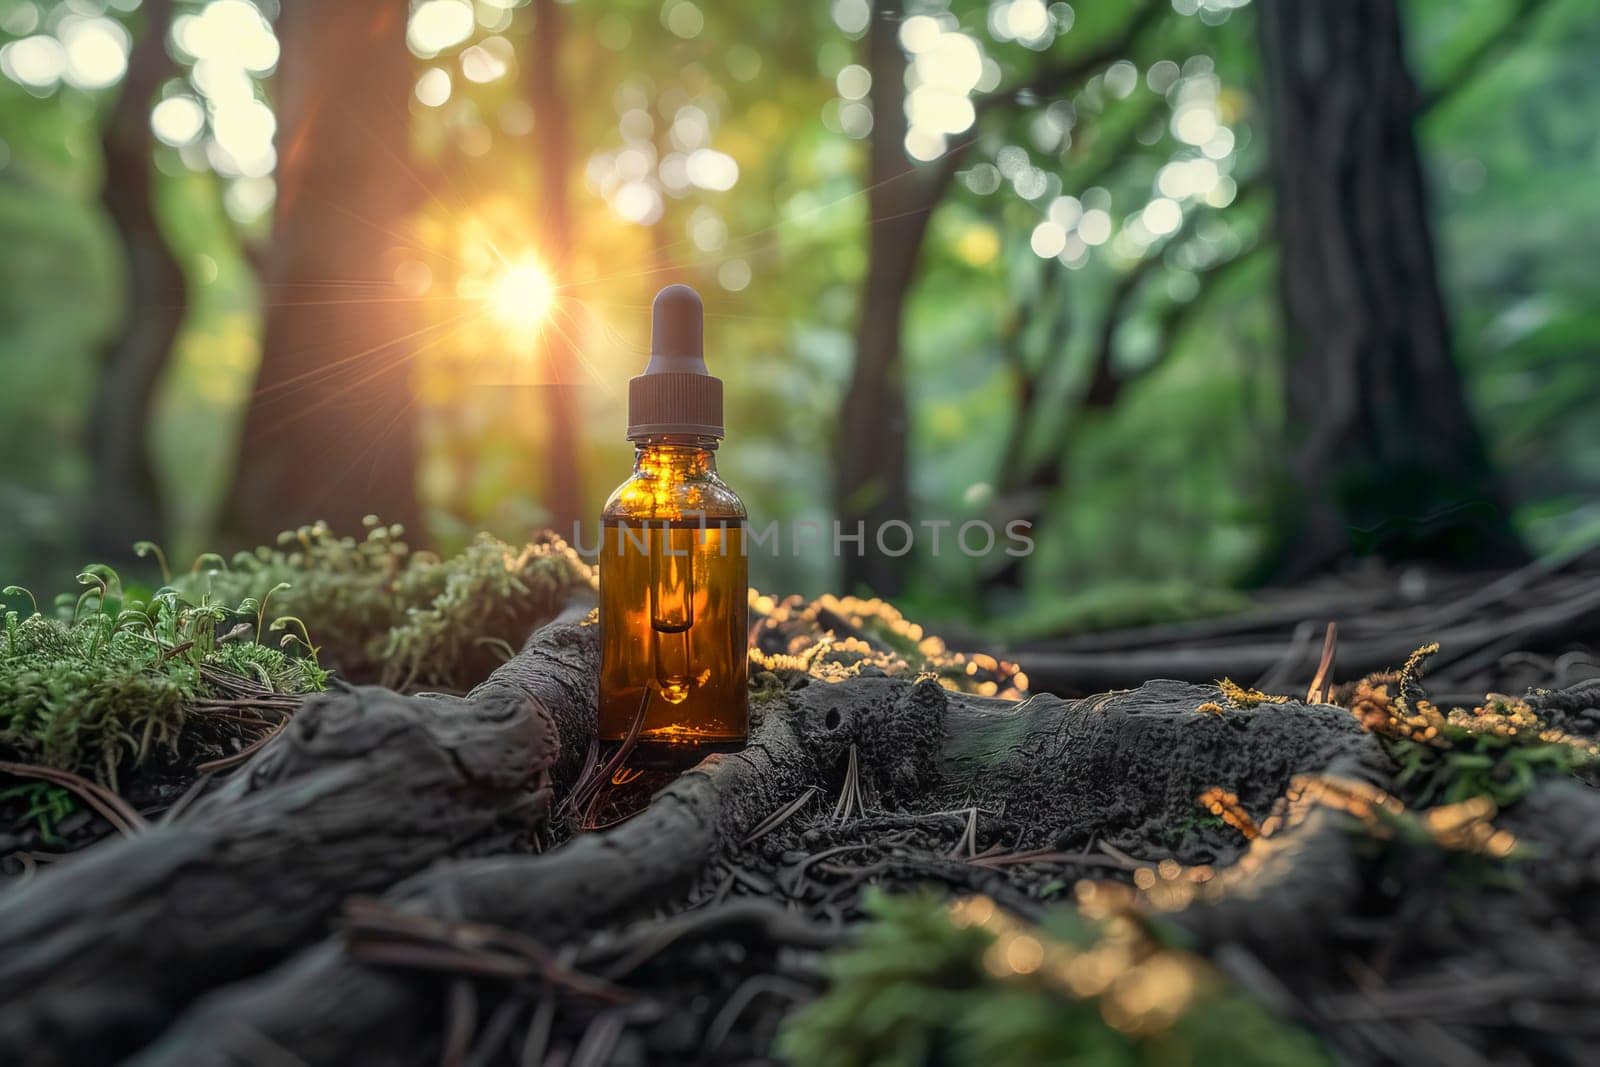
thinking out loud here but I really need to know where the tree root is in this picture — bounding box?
[130,674,943,1063]
[0,598,598,1064]
[8,588,1598,1064]
[131,678,1384,1064]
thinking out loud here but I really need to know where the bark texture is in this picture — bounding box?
[130,675,943,1063]
[1256,0,1527,574]
[129,678,1383,1064]
[4,583,1597,1063]
[0,600,597,1065]
[225,0,424,545]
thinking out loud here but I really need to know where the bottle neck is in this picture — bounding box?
[632,435,719,478]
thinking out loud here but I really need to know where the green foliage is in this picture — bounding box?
[1419,0,1600,554]
[2,0,1598,621]
[1162,811,1227,848]
[1389,732,1594,809]
[1354,647,1598,808]
[777,891,1328,1067]
[0,80,122,587]
[0,571,325,789]
[181,518,590,689]
[0,781,75,844]
[987,581,1253,641]
[778,891,993,1067]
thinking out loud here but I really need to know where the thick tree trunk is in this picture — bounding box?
[87,0,183,559]
[1256,0,1528,576]
[225,0,424,545]
[528,0,583,532]
[835,6,937,598]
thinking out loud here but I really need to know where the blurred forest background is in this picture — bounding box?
[1,0,1596,636]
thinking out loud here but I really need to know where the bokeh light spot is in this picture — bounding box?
[152,95,205,146]
[409,0,475,58]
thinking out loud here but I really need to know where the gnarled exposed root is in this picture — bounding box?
[0,599,598,1064]
[9,589,1596,1065]
[133,678,1385,1064]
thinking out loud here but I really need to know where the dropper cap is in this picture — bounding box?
[627,284,724,440]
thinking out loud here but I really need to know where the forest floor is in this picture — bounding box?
[2,531,1599,1065]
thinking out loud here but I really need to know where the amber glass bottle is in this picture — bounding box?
[598,286,748,763]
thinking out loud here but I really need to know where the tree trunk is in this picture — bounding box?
[1256,0,1528,576]
[833,4,1161,597]
[834,5,937,597]
[87,0,183,560]
[528,0,582,533]
[225,0,424,546]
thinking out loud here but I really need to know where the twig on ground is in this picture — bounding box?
[465,989,527,1067]
[343,898,631,1004]
[948,807,979,860]
[570,688,651,829]
[441,976,477,1067]
[968,847,1138,871]
[519,991,557,1067]
[705,974,814,1052]
[742,786,820,846]
[1307,622,1339,704]
[570,1011,625,1067]
[1096,841,1145,868]
[197,719,290,774]
[831,744,861,825]
[586,900,844,981]
[780,838,907,898]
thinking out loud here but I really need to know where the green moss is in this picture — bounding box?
[778,891,1329,1067]
[1,574,326,791]
[1162,812,1228,848]
[178,517,590,689]
[1352,645,1598,808]
[1390,734,1594,808]
[0,781,75,844]
[3,521,588,841]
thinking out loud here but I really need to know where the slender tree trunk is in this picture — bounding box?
[88,0,183,560]
[226,0,423,545]
[529,0,582,533]
[833,5,1159,596]
[835,5,937,596]
[1256,0,1528,575]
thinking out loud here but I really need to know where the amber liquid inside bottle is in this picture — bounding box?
[598,439,748,764]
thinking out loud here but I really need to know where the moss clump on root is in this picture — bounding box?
[176,517,592,690]
[1,573,326,798]
[1337,643,1598,807]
